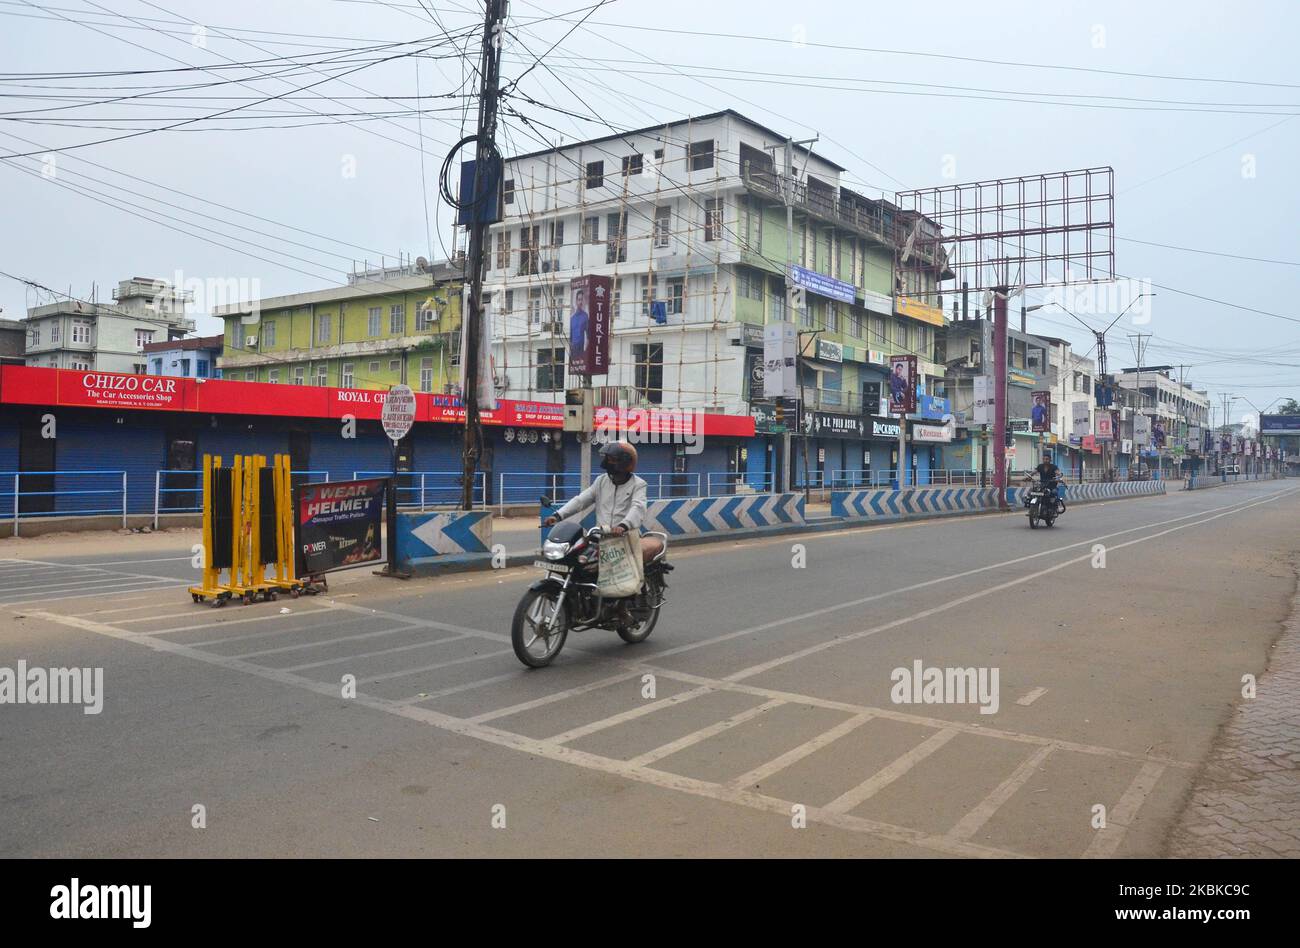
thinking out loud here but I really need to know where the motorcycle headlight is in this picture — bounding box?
[542,540,571,560]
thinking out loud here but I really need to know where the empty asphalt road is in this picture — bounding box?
[2,479,1296,857]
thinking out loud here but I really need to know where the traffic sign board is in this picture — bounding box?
[382,384,416,442]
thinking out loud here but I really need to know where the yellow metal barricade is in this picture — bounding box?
[189,453,303,606]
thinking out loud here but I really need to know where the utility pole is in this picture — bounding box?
[768,135,817,493]
[993,287,1009,507]
[460,0,507,511]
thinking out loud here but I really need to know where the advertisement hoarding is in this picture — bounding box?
[973,375,995,425]
[1260,414,1300,436]
[295,479,386,576]
[888,354,917,416]
[1031,390,1051,433]
[567,275,612,376]
[1071,401,1090,439]
[763,321,798,400]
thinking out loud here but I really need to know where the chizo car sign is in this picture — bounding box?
[69,372,182,409]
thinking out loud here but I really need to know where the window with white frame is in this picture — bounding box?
[135,327,153,349]
[368,360,380,373]
[419,357,434,393]
[367,306,381,336]
[231,321,244,350]
[639,274,657,318]
[667,277,685,316]
[263,320,276,347]
[704,198,722,242]
[654,205,671,249]
[389,304,405,335]
[71,360,90,370]
[49,322,59,344]
[605,212,626,264]
[72,319,92,344]
[292,366,305,385]
[315,364,328,386]
[495,231,511,270]
[547,285,563,325]
[268,368,280,384]
[546,220,564,271]
[28,326,39,347]
[342,362,354,388]
[388,359,399,373]
[316,312,332,344]
[582,216,600,244]
[528,287,543,326]
[519,224,539,274]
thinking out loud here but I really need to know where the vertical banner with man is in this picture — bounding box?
[888,354,917,415]
[1031,390,1051,433]
[568,275,611,376]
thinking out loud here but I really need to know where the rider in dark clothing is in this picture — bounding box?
[1034,455,1064,511]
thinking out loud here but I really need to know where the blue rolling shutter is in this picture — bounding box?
[59,420,164,514]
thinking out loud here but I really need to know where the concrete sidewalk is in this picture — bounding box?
[1168,563,1300,857]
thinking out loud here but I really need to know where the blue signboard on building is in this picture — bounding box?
[789,265,856,305]
[918,394,952,421]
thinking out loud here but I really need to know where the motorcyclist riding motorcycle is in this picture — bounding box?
[543,441,665,564]
[1033,453,1066,513]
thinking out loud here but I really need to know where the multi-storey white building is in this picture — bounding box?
[483,109,950,483]
[23,277,195,373]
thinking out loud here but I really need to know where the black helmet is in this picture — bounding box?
[598,440,638,475]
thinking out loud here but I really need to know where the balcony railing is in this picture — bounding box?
[742,165,933,256]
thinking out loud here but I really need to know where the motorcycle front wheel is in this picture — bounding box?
[511,588,568,668]
[1028,510,1039,529]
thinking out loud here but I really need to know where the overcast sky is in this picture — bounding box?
[2,0,1297,425]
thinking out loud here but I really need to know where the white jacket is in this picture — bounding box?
[554,473,648,531]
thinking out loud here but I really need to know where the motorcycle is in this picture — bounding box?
[1024,477,1065,529]
[511,501,672,668]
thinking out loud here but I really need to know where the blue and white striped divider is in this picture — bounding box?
[832,480,1165,521]
[396,510,493,568]
[1062,481,1166,502]
[832,487,1003,520]
[541,493,804,544]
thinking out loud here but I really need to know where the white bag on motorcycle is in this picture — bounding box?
[597,529,643,598]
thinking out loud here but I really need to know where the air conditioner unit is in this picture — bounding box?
[245,335,257,347]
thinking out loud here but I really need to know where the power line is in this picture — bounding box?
[520,16,1300,91]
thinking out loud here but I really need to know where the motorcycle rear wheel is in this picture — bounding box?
[617,574,663,644]
[511,588,568,668]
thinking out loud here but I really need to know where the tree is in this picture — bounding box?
[1277,398,1300,415]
